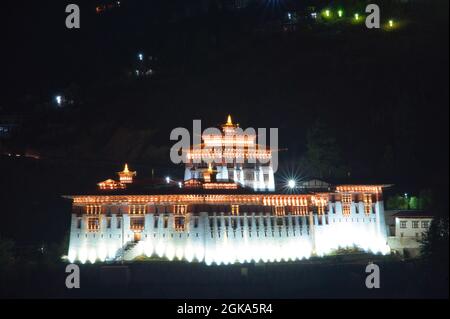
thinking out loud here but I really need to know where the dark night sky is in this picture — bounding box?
[0,1,448,243]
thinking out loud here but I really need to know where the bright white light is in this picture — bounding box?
[138,53,143,61]
[288,179,296,189]
[178,182,183,188]
[311,12,317,19]
[166,176,171,184]
[55,96,62,105]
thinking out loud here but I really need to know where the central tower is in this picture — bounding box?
[184,116,275,191]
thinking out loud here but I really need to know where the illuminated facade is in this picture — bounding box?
[65,117,391,265]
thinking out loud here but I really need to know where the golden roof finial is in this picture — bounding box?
[123,163,129,173]
[227,114,233,126]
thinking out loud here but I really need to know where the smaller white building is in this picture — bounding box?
[387,211,433,257]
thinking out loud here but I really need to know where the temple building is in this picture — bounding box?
[184,115,275,191]
[65,117,391,265]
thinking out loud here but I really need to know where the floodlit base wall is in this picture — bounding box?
[68,202,390,265]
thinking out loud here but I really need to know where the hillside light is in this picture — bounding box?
[354,13,360,21]
[166,176,171,184]
[389,20,394,27]
[288,179,296,189]
[338,10,343,18]
[55,95,62,106]
[178,182,183,188]
[138,53,144,61]
[325,10,330,17]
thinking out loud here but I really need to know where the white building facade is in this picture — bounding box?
[66,188,390,265]
[387,211,433,257]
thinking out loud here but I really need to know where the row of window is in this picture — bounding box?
[81,216,193,232]
[81,215,377,232]
[84,203,377,217]
[399,220,430,229]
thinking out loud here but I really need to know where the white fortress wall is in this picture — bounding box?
[68,199,390,265]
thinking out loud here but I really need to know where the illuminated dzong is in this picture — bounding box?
[65,117,391,265]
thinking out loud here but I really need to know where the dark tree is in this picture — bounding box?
[300,120,347,179]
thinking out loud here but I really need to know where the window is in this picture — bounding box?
[130,217,145,230]
[106,218,111,229]
[117,217,122,229]
[412,221,419,229]
[231,205,239,216]
[174,205,187,215]
[276,217,284,226]
[87,217,100,231]
[318,216,323,226]
[163,215,169,228]
[129,204,146,215]
[77,218,82,229]
[231,218,237,230]
[86,205,101,215]
[275,206,285,216]
[342,194,352,217]
[315,197,327,215]
[363,194,372,215]
[174,217,185,231]
[292,206,308,215]
[194,217,199,228]
[400,221,407,229]
[421,221,430,228]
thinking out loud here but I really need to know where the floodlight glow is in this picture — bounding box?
[55,95,62,105]
[389,20,394,27]
[138,53,143,61]
[354,13,360,21]
[165,176,171,184]
[338,10,343,18]
[325,10,330,17]
[288,179,296,189]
